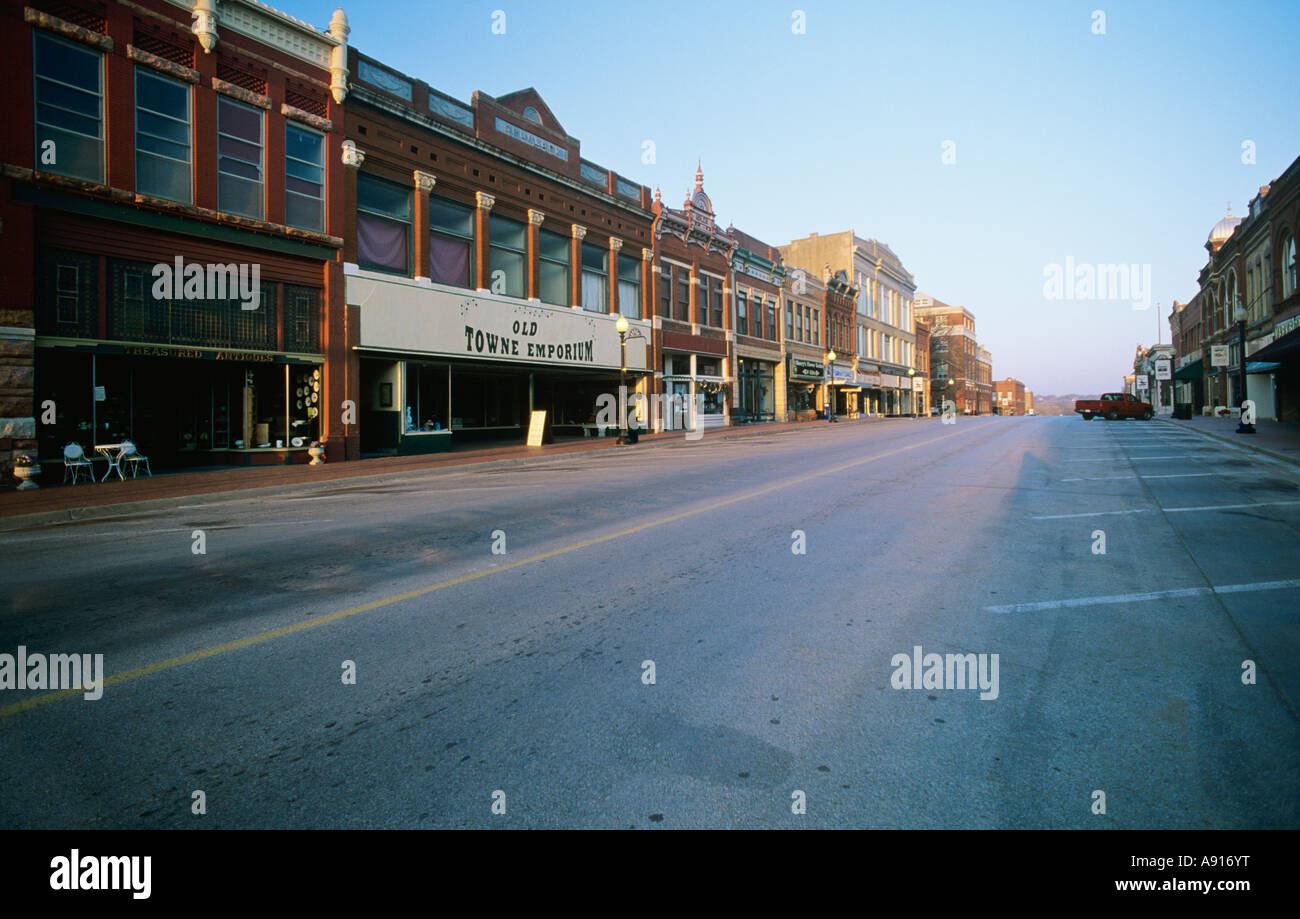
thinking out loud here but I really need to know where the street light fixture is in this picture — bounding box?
[907,367,916,417]
[826,349,838,423]
[614,315,646,445]
[1232,301,1255,434]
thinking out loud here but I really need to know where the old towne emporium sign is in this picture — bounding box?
[348,273,639,370]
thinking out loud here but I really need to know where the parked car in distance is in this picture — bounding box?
[1074,392,1154,421]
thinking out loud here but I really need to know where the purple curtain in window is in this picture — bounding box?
[430,233,470,287]
[357,214,408,272]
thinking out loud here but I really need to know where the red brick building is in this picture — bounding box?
[1,0,350,476]
[650,168,736,431]
[994,377,1026,415]
[340,48,656,451]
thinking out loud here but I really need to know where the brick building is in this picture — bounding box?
[916,294,981,414]
[780,262,826,421]
[341,48,656,451]
[994,377,1025,415]
[1,0,351,478]
[650,168,736,431]
[729,225,786,423]
[976,345,993,414]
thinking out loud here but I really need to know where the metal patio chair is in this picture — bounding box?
[63,442,94,484]
[121,441,152,478]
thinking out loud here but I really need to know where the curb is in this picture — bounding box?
[0,416,907,532]
[1155,417,1300,469]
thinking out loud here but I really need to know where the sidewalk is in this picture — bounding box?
[0,414,913,527]
[1157,415,1300,466]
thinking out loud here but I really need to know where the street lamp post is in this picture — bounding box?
[826,349,837,423]
[1233,301,1255,434]
[907,367,916,417]
[615,315,646,445]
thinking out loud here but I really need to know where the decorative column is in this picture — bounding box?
[413,170,436,280]
[641,247,654,322]
[475,192,495,293]
[328,8,350,105]
[340,140,365,268]
[191,0,219,53]
[570,225,587,309]
[608,237,623,315]
[527,209,545,301]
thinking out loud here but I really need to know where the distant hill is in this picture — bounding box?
[1031,394,1090,416]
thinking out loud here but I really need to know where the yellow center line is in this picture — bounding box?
[1,423,984,719]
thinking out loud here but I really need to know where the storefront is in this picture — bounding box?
[31,215,331,469]
[786,355,824,421]
[735,355,777,423]
[827,365,860,417]
[349,270,648,450]
[661,350,727,430]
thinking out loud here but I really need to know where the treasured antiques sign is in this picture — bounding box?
[348,272,646,370]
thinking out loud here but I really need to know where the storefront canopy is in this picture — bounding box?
[1249,327,1300,364]
[1246,361,1282,373]
[1172,359,1202,381]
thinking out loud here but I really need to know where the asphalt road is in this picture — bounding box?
[1,415,1297,829]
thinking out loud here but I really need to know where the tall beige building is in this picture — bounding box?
[780,232,920,415]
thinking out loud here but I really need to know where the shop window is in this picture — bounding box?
[34,32,103,184]
[488,214,526,298]
[217,96,264,218]
[285,122,324,232]
[135,67,191,203]
[289,365,322,443]
[581,242,607,313]
[357,173,412,274]
[405,363,449,431]
[536,228,569,305]
[617,253,640,319]
[675,267,690,322]
[430,195,475,288]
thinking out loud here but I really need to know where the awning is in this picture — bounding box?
[1249,326,1300,363]
[1172,359,1202,381]
[1246,361,1282,373]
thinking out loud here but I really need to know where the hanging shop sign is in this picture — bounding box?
[789,357,825,381]
[1155,359,1171,381]
[348,273,645,370]
[1210,345,1229,367]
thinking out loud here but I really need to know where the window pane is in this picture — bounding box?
[581,271,606,312]
[218,173,262,219]
[619,279,640,319]
[217,97,262,217]
[357,213,409,273]
[218,97,261,142]
[581,243,607,272]
[136,69,190,202]
[490,215,526,251]
[539,259,568,306]
[34,34,102,183]
[489,248,525,298]
[286,192,323,233]
[539,228,568,262]
[430,233,471,288]
[357,173,411,219]
[285,123,323,231]
[431,197,474,237]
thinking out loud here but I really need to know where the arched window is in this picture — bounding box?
[1283,233,1297,299]
[522,106,542,125]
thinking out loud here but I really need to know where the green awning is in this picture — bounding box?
[1172,359,1202,380]
[1246,361,1282,373]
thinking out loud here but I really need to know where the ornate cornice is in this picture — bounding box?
[413,170,437,192]
[609,237,623,251]
[475,191,496,211]
[527,209,546,226]
[572,224,587,240]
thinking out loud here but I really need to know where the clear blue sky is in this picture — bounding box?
[282,0,1300,395]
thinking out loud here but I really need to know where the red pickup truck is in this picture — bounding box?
[1074,392,1154,421]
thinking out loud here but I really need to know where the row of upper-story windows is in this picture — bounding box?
[33,32,326,233]
[357,171,642,316]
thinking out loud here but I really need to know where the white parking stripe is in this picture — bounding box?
[1033,500,1300,519]
[985,579,1300,613]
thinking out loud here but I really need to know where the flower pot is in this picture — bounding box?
[14,464,41,490]
[307,446,325,466]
